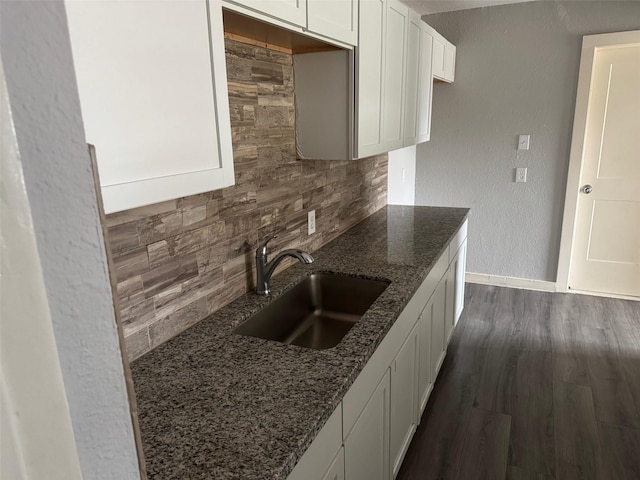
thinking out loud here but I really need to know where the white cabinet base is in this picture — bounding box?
[322,448,345,480]
[288,219,468,480]
[344,369,391,480]
[390,325,418,478]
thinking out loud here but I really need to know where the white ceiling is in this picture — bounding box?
[403,0,537,15]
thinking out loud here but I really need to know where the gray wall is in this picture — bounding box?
[0,2,140,478]
[416,1,640,282]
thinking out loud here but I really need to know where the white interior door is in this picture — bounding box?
[569,38,640,297]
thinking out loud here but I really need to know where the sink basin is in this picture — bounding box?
[234,274,390,350]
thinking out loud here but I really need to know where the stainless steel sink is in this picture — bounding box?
[234,273,390,350]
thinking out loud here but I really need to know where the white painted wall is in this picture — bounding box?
[387,145,416,205]
[415,0,640,282]
[1,65,82,480]
[0,2,140,478]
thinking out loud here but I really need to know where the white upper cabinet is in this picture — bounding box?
[427,25,455,83]
[431,32,446,79]
[225,0,307,28]
[224,0,358,47]
[308,0,359,46]
[402,9,422,147]
[293,1,456,160]
[356,0,386,158]
[66,0,234,214]
[444,43,456,82]
[380,0,408,152]
[416,25,434,144]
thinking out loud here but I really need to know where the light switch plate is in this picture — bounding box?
[516,167,527,183]
[518,134,530,150]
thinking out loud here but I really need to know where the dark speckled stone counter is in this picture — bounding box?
[131,205,469,480]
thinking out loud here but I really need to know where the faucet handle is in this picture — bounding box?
[256,235,277,257]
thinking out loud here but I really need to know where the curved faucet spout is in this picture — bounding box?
[255,242,314,296]
[272,249,314,266]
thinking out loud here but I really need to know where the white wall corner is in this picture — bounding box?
[0,2,141,478]
[387,144,417,206]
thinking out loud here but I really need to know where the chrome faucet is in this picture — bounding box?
[256,236,314,296]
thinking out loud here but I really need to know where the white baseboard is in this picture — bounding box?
[465,272,557,293]
[566,289,639,302]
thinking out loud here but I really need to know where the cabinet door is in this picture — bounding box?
[431,33,446,80]
[355,0,385,158]
[444,43,456,82]
[390,324,418,478]
[380,0,408,152]
[444,265,456,345]
[416,25,434,144]
[417,298,433,418]
[322,448,345,480]
[345,369,390,480]
[224,0,306,27]
[402,10,421,147]
[307,0,358,46]
[430,277,447,381]
[66,0,234,213]
[454,239,467,325]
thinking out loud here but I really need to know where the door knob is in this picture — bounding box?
[582,185,593,194]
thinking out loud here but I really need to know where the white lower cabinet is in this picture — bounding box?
[445,264,456,345]
[454,239,468,325]
[322,448,345,480]
[390,324,418,478]
[446,239,467,344]
[430,277,447,381]
[344,369,391,480]
[286,406,343,480]
[287,220,468,480]
[417,298,434,418]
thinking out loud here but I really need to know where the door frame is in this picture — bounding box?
[556,29,640,294]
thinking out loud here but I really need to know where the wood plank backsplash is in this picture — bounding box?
[106,40,388,360]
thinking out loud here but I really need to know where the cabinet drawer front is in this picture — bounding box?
[287,405,343,480]
[416,248,449,306]
[449,219,468,263]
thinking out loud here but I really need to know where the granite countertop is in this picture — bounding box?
[131,205,469,480]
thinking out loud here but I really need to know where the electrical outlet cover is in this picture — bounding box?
[308,210,316,235]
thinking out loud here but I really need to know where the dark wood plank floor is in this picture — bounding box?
[397,284,640,480]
